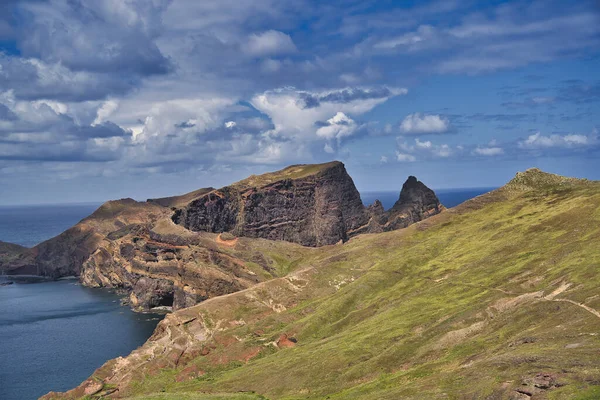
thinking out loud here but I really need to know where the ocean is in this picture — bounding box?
[361,187,496,210]
[0,202,164,400]
[0,188,492,399]
[0,203,101,248]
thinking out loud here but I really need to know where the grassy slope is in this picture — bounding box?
[229,161,341,191]
[56,170,600,400]
[147,188,216,208]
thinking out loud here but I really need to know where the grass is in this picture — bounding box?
[230,161,341,191]
[48,169,600,400]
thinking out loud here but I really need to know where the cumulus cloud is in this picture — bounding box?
[0,56,137,102]
[17,0,172,75]
[316,112,358,140]
[245,30,297,56]
[92,100,119,126]
[399,113,450,135]
[250,86,405,142]
[0,97,130,162]
[396,138,460,161]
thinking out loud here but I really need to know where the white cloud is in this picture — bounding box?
[400,113,450,134]
[397,138,458,160]
[316,112,358,140]
[250,86,406,142]
[224,121,237,128]
[473,146,504,156]
[380,155,388,163]
[518,132,596,149]
[432,144,453,157]
[324,143,334,153]
[92,100,119,126]
[245,30,297,56]
[396,151,417,162]
[415,138,432,149]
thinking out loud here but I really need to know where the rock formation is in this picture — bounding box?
[385,175,445,230]
[172,161,369,246]
[0,161,443,312]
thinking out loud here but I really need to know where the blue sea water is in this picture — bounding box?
[361,187,496,210]
[0,202,163,400]
[0,203,101,248]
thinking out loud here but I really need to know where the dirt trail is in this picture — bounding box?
[550,298,600,319]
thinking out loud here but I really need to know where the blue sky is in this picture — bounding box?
[0,0,599,205]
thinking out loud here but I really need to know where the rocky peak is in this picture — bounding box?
[367,199,385,214]
[382,176,444,231]
[392,175,441,211]
[505,168,583,192]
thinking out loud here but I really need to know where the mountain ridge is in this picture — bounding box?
[42,168,600,399]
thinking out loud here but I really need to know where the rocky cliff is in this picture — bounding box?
[0,161,443,312]
[172,161,369,246]
[171,162,443,245]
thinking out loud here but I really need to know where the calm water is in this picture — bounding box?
[0,281,163,400]
[0,203,101,248]
[0,202,163,400]
[361,187,496,210]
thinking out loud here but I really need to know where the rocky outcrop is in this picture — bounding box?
[0,161,443,312]
[171,162,443,246]
[172,161,369,246]
[78,219,272,311]
[0,241,35,274]
[385,175,445,231]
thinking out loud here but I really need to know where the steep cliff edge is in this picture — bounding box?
[0,161,443,312]
[172,161,370,246]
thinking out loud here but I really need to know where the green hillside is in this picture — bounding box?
[47,169,600,400]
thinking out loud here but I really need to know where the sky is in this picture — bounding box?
[0,0,599,205]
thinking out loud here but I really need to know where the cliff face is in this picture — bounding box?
[0,161,443,312]
[172,161,369,246]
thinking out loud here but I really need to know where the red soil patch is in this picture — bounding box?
[215,233,238,247]
[277,334,297,348]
